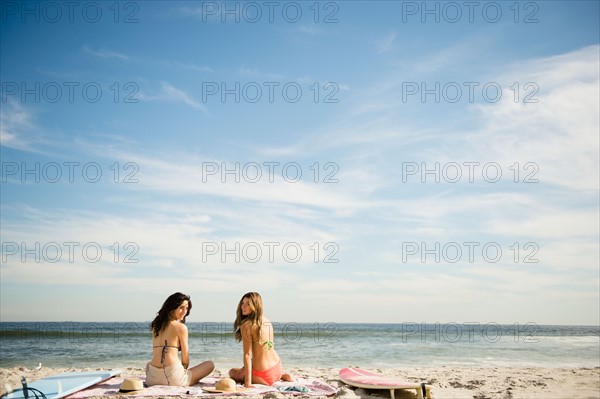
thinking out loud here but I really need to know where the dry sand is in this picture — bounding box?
[1,366,599,399]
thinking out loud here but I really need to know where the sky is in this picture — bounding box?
[0,1,598,325]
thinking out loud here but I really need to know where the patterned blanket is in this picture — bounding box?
[68,375,339,397]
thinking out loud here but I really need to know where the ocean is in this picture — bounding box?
[1,322,598,369]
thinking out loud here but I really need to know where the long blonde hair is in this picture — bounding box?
[233,292,263,343]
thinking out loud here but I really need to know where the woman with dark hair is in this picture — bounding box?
[146,292,214,386]
[229,292,293,387]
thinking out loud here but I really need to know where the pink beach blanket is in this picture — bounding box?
[68,375,339,398]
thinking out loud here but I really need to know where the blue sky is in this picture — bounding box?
[1,1,598,325]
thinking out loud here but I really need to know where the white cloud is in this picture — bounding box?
[0,101,56,155]
[178,5,222,21]
[238,66,260,76]
[158,82,208,113]
[376,31,396,54]
[237,66,284,80]
[137,82,208,114]
[296,25,321,35]
[0,100,33,150]
[467,45,600,191]
[2,45,598,324]
[162,61,214,73]
[83,45,129,61]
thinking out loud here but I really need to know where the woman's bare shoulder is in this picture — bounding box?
[240,320,256,336]
[261,317,274,331]
[240,319,253,330]
[172,321,188,332]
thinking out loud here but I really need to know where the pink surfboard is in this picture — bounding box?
[339,368,431,399]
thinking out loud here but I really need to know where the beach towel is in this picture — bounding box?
[67,375,339,398]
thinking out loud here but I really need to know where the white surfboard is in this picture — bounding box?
[339,367,431,399]
[5,370,122,399]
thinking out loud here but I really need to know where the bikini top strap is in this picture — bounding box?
[152,342,179,349]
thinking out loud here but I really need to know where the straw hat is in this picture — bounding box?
[118,378,145,394]
[204,377,248,393]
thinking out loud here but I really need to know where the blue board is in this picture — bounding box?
[5,370,122,399]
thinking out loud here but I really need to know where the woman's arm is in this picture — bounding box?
[179,323,190,369]
[241,323,253,387]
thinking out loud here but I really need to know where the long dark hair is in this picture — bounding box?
[150,292,192,337]
[233,292,263,342]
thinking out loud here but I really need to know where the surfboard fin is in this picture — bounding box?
[21,377,29,399]
[420,382,432,399]
[0,377,48,399]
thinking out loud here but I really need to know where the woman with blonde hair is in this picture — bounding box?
[229,292,293,387]
[146,292,214,386]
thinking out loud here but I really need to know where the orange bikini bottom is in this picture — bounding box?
[252,361,282,386]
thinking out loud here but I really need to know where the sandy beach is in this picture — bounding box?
[1,366,598,399]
